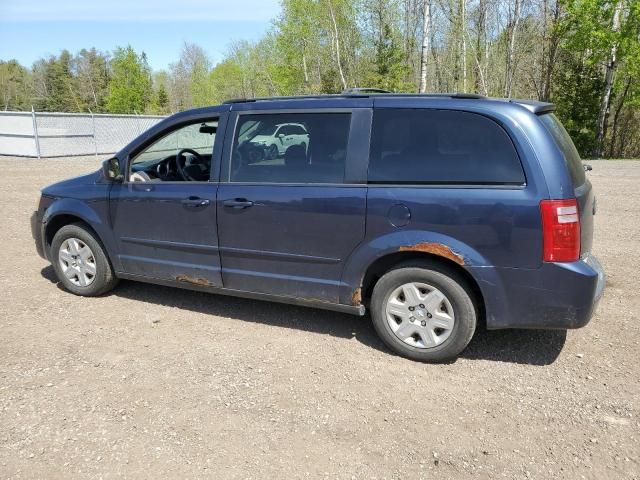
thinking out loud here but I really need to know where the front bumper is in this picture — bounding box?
[31,210,46,259]
[472,253,606,330]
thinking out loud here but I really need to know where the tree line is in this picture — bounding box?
[0,0,638,158]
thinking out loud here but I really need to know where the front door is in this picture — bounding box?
[109,118,223,286]
[217,111,367,302]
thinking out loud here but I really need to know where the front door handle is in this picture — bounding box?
[182,196,210,208]
[223,198,254,209]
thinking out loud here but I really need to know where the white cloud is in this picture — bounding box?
[0,0,280,22]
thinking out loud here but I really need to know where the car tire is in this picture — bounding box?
[370,264,477,362]
[51,223,118,297]
[247,146,264,163]
[267,144,279,160]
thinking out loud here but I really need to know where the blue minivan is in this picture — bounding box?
[31,92,605,362]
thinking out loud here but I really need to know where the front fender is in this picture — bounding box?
[42,196,120,270]
[339,229,492,305]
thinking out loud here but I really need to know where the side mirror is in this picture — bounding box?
[102,157,123,182]
[277,133,285,139]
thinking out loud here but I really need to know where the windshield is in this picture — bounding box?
[539,113,586,186]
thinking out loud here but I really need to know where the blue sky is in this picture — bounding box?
[0,0,281,71]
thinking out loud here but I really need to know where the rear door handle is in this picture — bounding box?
[223,198,254,209]
[182,196,211,208]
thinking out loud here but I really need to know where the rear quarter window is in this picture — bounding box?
[368,109,525,185]
[539,113,586,186]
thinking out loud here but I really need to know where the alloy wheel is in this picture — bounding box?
[385,282,455,349]
[58,237,97,287]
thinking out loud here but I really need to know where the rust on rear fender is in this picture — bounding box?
[398,242,465,266]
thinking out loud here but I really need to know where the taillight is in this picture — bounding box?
[540,199,580,262]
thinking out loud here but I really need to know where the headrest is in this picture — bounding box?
[284,144,307,168]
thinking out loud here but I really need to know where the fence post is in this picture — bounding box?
[134,110,142,135]
[31,106,41,159]
[89,109,98,158]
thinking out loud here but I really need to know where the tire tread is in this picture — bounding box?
[370,263,477,362]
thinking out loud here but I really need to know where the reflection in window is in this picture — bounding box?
[230,113,351,184]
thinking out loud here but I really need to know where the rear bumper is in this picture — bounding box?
[583,254,605,306]
[472,254,605,330]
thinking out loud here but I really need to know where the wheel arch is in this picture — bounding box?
[341,231,491,324]
[44,214,96,253]
[358,251,486,326]
[42,198,117,269]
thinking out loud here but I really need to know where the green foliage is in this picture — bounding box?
[1,0,639,156]
[22,49,110,112]
[170,43,215,109]
[0,60,30,110]
[275,0,361,92]
[557,0,640,157]
[209,59,247,103]
[75,48,110,112]
[275,0,320,93]
[156,85,169,111]
[31,50,80,112]
[553,53,603,156]
[106,46,152,114]
[365,23,413,92]
[148,71,170,115]
[619,1,640,107]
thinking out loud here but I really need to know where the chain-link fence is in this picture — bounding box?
[0,110,166,158]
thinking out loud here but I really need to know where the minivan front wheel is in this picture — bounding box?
[370,265,476,362]
[51,223,118,297]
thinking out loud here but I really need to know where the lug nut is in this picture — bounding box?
[427,313,432,318]
[421,321,427,326]
[408,306,415,311]
[409,316,415,321]
[419,304,425,308]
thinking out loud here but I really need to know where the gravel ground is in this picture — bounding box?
[0,156,638,480]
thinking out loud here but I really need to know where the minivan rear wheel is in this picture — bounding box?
[51,223,118,297]
[370,265,476,362]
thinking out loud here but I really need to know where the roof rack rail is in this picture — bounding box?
[222,94,337,104]
[222,91,488,104]
[449,92,486,99]
[223,98,257,104]
[342,88,392,95]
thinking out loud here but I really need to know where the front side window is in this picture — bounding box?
[129,120,217,182]
[368,109,525,185]
[229,113,350,184]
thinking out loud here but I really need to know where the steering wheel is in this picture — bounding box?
[176,148,204,181]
